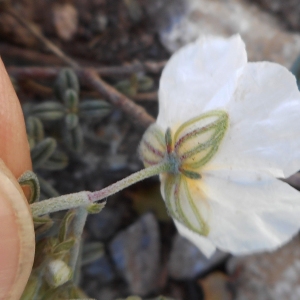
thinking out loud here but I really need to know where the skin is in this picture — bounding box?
[0,58,35,299]
[0,58,32,175]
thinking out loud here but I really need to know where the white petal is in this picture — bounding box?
[157,35,247,131]
[201,169,300,255]
[174,220,216,257]
[209,62,300,178]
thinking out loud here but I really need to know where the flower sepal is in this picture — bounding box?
[139,110,229,239]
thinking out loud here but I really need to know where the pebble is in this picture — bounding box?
[52,4,78,41]
[109,213,160,296]
[86,206,123,240]
[145,0,300,68]
[168,234,228,280]
[84,255,116,284]
[228,236,300,300]
[254,0,300,30]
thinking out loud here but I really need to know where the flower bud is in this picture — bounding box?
[45,259,72,288]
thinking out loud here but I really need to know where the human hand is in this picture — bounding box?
[0,58,35,300]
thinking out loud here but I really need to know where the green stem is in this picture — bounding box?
[31,161,171,217]
[68,207,87,282]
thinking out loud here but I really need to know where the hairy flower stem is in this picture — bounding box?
[30,162,171,217]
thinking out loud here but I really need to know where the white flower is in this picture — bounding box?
[139,35,300,257]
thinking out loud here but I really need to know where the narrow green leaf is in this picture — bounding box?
[53,237,76,254]
[137,76,154,92]
[33,215,53,226]
[30,102,65,121]
[40,150,69,171]
[55,68,79,101]
[26,116,44,143]
[63,124,83,153]
[115,74,138,97]
[34,216,54,236]
[31,138,57,169]
[65,113,79,130]
[38,176,60,199]
[18,171,40,203]
[86,202,105,214]
[63,88,79,112]
[28,135,36,150]
[58,210,76,242]
[79,100,111,119]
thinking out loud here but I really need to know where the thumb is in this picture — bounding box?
[0,58,32,177]
[0,58,35,300]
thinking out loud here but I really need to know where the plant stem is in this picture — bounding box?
[68,207,88,282]
[31,162,171,217]
[8,62,166,80]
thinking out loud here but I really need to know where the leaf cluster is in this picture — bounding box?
[22,204,106,300]
[115,73,154,97]
[19,68,164,299]
[28,68,111,153]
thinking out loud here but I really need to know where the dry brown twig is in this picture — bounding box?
[8,62,166,81]
[8,66,160,101]
[4,6,157,128]
[0,44,64,65]
[14,76,158,102]
[132,92,158,102]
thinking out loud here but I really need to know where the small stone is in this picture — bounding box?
[199,272,232,300]
[82,281,127,300]
[86,206,123,240]
[109,213,160,296]
[228,236,300,300]
[84,255,116,284]
[254,0,300,31]
[106,154,128,171]
[96,284,128,300]
[53,4,78,41]
[91,14,108,33]
[168,234,228,280]
[146,0,300,68]
[124,0,143,23]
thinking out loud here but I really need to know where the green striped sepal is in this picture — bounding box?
[139,110,229,236]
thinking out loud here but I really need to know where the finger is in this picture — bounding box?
[0,58,32,178]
